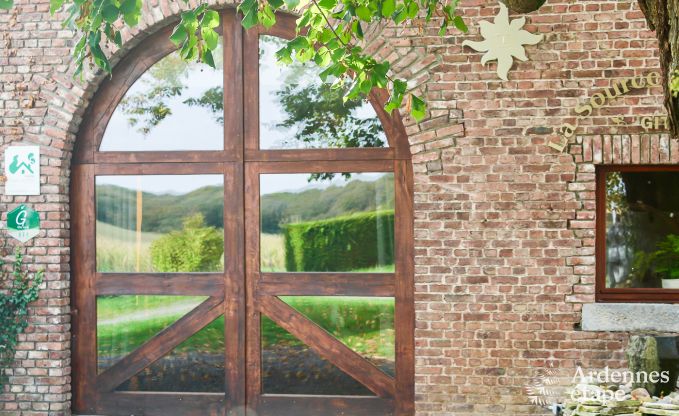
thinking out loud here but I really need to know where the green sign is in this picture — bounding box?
[7,205,40,242]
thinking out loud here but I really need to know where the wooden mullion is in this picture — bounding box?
[259,296,396,399]
[94,162,224,175]
[244,162,263,406]
[258,273,395,297]
[249,159,394,174]
[94,151,230,164]
[223,9,244,161]
[97,296,224,393]
[71,164,98,413]
[244,148,398,163]
[223,161,246,408]
[394,159,415,415]
[96,273,224,296]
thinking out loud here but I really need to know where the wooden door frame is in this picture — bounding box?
[71,8,414,416]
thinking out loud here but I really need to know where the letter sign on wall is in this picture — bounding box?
[7,205,40,243]
[4,145,40,195]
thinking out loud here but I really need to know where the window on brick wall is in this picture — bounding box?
[597,165,679,302]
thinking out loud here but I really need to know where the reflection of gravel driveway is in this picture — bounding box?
[101,346,394,395]
[263,345,394,396]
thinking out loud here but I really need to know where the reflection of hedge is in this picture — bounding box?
[151,214,223,272]
[283,210,394,272]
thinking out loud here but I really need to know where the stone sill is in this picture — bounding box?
[582,303,679,332]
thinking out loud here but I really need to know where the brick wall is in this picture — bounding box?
[0,0,673,415]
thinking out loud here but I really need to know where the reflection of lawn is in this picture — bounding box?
[97,296,394,361]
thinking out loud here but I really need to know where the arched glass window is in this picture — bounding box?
[71,10,413,416]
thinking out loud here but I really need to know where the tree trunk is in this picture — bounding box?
[637,0,679,136]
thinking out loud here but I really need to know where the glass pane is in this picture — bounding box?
[281,296,395,377]
[259,35,387,150]
[100,40,224,151]
[262,316,374,396]
[605,171,679,289]
[117,316,225,392]
[97,295,207,373]
[260,173,394,272]
[96,175,224,273]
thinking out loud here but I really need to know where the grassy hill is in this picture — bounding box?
[96,174,394,234]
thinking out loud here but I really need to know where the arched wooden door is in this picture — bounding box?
[71,9,414,416]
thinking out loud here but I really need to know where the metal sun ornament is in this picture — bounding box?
[462,3,544,81]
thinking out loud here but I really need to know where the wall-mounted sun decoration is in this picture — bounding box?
[462,3,544,81]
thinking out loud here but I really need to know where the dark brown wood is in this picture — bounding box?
[96,273,224,296]
[258,273,395,296]
[258,395,394,416]
[245,147,399,162]
[244,162,263,405]
[249,159,393,174]
[223,162,246,410]
[94,151,231,164]
[71,164,97,414]
[72,9,414,415]
[259,296,396,399]
[243,20,260,156]
[94,162,224,175]
[97,296,224,392]
[394,159,415,415]
[97,392,225,416]
[596,164,679,303]
[223,10,244,161]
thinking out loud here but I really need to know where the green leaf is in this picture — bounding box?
[49,0,65,14]
[201,49,215,68]
[381,0,395,17]
[318,0,336,9]
[0,0,13,10]
[410,94,426,121]
[355,5,372,22]
[101,4,120,24]
[202,27,219,50]
[170,23,187,45]
[275,46,293,64]
[452,15,467,32]
[284,0,300,10]
[406,1,418,19]
[121,0,141,26]
[260,4,276,29]
[269,0,285,9]
[201,10,220,29]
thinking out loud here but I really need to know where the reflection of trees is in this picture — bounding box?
[275,83,383,149]
[607,172,679,288]
[117,40,383,157]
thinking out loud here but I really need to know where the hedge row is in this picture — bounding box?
[283,210,395,272]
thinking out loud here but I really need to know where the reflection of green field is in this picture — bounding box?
[97,296,394,361]
[96,221,161,272]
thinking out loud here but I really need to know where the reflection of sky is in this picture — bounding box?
[96,172,388,196]
[100,50,224,151]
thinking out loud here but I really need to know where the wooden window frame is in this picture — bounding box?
[72,9,414,416]
[596,164,679,303]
